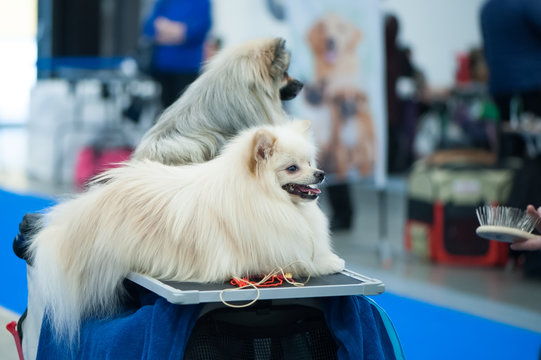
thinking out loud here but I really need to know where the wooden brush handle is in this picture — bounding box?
[476,225,535,243]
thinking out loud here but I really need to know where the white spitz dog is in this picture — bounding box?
[29,120,345,343]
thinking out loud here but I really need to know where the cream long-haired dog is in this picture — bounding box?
[29,120,345,343]
[132,37,304,166]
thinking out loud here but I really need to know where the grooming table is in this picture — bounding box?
[126,268,384,305]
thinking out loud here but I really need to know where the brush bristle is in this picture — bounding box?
[476,205,540,233]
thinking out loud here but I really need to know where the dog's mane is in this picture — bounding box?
[132,38,290,166]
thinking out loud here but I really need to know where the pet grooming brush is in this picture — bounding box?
[476,205,540,243]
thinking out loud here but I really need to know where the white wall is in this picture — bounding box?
[211,0,291,47]
[381,0,487,88]
[211,0,487,89]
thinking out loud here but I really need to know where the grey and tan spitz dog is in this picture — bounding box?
[132,37,304,166]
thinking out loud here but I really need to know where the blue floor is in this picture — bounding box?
[0,188,55,314]
[372,292,541,359]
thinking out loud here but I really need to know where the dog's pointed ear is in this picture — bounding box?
[269,37,289,81]
[250,129,277,174]
[273,37,286,53]
[290,119,312,135]
[347,26,362,52]
[307,20,323,49]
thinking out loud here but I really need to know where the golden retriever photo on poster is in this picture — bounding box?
[305,13,375,178]
[285,1,385,184]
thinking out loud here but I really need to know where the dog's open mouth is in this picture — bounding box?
[282,183,321,200]
[325,50,337,64]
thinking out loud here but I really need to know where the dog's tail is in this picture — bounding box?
[29,201,128,346]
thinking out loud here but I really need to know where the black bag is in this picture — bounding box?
[183,303,338,360]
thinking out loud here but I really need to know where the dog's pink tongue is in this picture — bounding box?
[299,185,321,194]
[325,50,337,64]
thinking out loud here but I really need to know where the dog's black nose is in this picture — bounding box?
[326,38,335,51]
[314,170,325,183]
[280,80,304,101]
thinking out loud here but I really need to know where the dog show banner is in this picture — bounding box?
[284,0,386,187]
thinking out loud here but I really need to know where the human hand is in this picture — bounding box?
[510,205,541,251]
[526,204,541,233]
[154,17,186,45]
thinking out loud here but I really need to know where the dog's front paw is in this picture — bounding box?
[318,253,345,275]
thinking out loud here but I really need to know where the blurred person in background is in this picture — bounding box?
[385,13,427,174]
[143,0,211,108]
[482,1,541,280]
[480,0,541,122]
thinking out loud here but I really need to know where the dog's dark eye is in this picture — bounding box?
[286,165,298,172]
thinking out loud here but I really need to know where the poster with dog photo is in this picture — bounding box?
[284,0,386,187]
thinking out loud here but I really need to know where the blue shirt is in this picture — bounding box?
[143,0,211,73]
[480,0,541,95]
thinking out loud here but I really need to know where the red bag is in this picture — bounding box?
[75,146,133,189]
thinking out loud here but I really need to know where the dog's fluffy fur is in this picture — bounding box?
[30,120,345,342]
[132,37,304,166]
